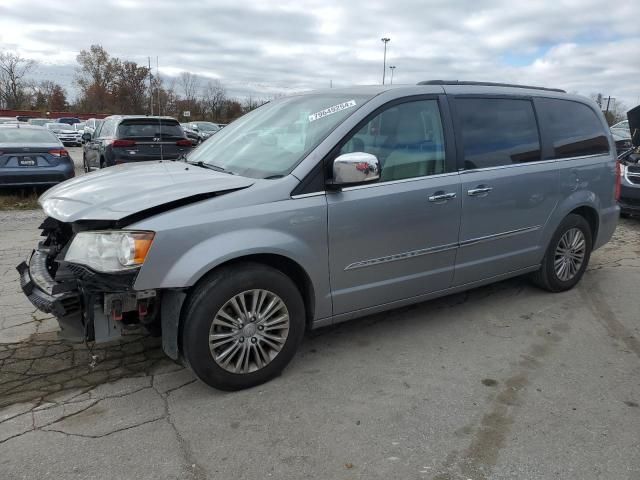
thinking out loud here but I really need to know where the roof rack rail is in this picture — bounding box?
[417,80,566,93]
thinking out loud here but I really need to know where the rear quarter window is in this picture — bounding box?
[455,97,541,169]
[534,98,610,159]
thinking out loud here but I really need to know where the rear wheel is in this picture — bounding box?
[531,214,592,292]
[181,263,305,391]
[99,157,106,169]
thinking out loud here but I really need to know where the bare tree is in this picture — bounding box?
[151,74,179,117]
[0,52,36,109]
[202,79,226,121]
[179,71,199,111]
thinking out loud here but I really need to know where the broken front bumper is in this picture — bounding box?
[17,250,84,339]
[17,248,156,343]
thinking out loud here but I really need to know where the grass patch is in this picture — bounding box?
[0,190,41,210]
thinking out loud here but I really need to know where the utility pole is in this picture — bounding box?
[605,96,612,116]
[381,37,390,85]
[389,65,396,85]
[148,57,153,116]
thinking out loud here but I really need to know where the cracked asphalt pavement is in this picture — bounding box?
[1,154,639,479]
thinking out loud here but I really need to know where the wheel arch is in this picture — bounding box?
[201,253,316,328]
[169,253,317,362]
[569,205,599,241]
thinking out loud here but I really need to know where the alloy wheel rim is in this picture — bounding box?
[554,228,586,281]
[209,289,290,374]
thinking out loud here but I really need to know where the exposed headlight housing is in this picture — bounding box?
[65,231,155,273]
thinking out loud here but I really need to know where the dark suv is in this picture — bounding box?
[82,115,192,171]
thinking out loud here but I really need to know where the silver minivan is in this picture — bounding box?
[18,81,620,390]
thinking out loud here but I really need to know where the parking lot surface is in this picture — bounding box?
[1,155,639,479]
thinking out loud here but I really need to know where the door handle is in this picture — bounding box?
[428,192,457,202]
[467,186,493,196]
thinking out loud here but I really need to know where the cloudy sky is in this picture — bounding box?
[0,0,638,108]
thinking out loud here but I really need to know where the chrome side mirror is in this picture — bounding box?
[332,152,380,186]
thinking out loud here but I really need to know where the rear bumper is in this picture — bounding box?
[594,204,620,250]
[0,163,74,186]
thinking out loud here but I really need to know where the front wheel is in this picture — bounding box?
[531,214,593,292]
[181,263,305,391]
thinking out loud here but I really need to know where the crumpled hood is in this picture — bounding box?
[40,160,254,222]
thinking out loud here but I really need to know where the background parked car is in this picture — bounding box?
[83,118,103,138]
[181,123,201,146]
[74,122,86,137]
[16,115,35,123]
[618,105,640,217]
[83,115,193,171]
[611,127,633,155]
[46,122,82,146]
[0,124,74,186]
[56,117,81,125]
[182,121,221,144]
[28,118,52,126]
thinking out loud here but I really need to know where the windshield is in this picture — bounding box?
[187,94,369,178]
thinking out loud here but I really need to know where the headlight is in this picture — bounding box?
[65,231,155,273]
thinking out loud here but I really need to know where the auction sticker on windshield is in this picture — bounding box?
[308,100,357,122]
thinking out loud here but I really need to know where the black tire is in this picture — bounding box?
[99,157,106,169]
[82,153,90,172]
[531,214,593,292]
[181,262,305,391]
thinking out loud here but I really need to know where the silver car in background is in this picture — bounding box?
[46,122,82,146]
[18,81,618,391]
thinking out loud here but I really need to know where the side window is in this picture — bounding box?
[339,99,446,182]
[455,98,541,169]
[93,122,103,138]
[535,98,609,159]
[99,119,117,138]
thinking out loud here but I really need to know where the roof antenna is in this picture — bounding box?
[156,56,163,162]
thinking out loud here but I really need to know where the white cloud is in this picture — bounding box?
[0,0,637,107]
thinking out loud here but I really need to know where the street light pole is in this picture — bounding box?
[381,37,390,85]
[389,65,396,85]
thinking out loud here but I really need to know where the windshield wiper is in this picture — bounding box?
[188,161,235,175]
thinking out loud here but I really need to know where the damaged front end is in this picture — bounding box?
[17,217,160,343]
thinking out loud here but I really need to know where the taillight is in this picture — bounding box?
[48,149,69,157]
[176,139,192,147]
[615,160,622,201]
[112,139,136,148]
